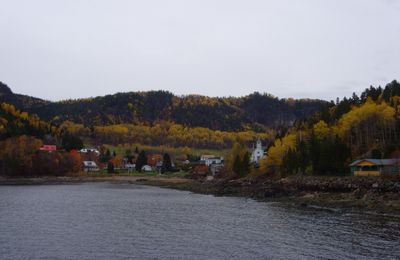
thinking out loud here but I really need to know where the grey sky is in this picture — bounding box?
[1,0,399,101]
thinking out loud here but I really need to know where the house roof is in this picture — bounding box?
[39,145,57,151]
[201,154,216,158]
[83,161,98,167]
[204,157,223,160]
[349,159,400,167]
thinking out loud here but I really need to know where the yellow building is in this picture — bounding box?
[349,159,400,176]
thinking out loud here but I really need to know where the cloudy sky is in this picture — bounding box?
[1,0,399,101]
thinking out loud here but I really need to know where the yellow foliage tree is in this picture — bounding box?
[337,100,395,153]
[265,133,297,169]
[313,120,330,139]
[225,141,249,173]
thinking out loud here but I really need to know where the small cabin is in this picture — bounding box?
[349,159,400,176]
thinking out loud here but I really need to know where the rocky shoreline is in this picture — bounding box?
[1,175,399,215]
[143,176,400,215]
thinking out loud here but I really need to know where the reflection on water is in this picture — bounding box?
[0,183,399,259]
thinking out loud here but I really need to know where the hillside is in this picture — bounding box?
[0,82,49,109]
[0,102,55,140]
[0,82,328,131]
[256,80,400,176]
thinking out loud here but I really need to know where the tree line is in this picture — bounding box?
[0,81,327,131]
[256,80,400,177]
[221,80,400,179]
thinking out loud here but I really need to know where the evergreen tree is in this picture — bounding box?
[162,153,172,173]
[297,139,308,174]
[125,149,134,163]
[61,132,83,151]
[100,148,112,163]
[351,92,360,105]
[107,161,114,173]
[233,154,242,176]
[241,151,251,177]
[135,150,147,172]
[371,149,382,159]
[282,148,298,177]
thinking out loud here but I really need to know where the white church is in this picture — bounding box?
[251,139,265,164]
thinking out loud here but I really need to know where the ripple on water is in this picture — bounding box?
[0,183,399,260]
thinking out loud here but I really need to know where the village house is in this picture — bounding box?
[39,145,57,152]
[200,155,224,166]
[147,154,163,167]
[200,155,214,161]
[349,159,400,176]
[251,139,265,164]
[82,161,99,172]
[141,165,152,172]
[192,164,210,177]
[79,148,100,156]
[125,163,135,173]
[156,161,163,173]
[210,163,224,176]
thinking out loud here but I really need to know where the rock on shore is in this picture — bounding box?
[168,176,400,214]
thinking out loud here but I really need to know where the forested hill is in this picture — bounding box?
[0,82,49,109]
[0,81,328,131]
[259,80,400,176]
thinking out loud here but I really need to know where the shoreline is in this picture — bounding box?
[0,175,192,186]
[1,175,399,216]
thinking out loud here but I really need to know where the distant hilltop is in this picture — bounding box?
[0,81,328,131]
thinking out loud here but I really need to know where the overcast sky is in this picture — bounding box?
[1,0,399,101]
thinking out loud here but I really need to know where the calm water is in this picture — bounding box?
[0,183,399,260]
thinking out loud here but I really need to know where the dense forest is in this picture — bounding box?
[64,121,275,149]
[0,81,327,131]
[0,102,56,140]
[245,80,400,177]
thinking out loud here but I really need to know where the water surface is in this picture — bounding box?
[0,183,399,259]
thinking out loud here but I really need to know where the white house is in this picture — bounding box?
[200,155,215,161]
[82,161,99,172]
[80,148,100,156]
[201,155,224,166]
[125,163,135,173]
[141,165,152,172]
[210,163,224,176]
[251,139,265,163]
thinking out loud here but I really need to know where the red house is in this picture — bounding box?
[39,145,57,152]
[147,154,163,167]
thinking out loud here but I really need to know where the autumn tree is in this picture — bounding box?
[337,100,395,154]
[0,135,43,176]
[264,133,297,175]
[227,142,251,177]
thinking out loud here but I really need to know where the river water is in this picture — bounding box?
[0,183,399,259]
